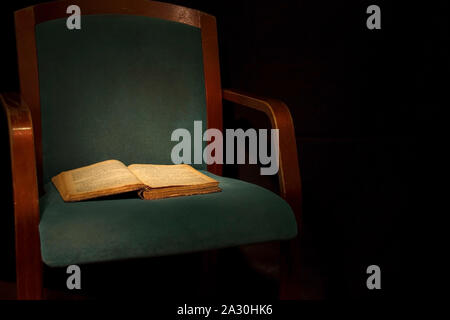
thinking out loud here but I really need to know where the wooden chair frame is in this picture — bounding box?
[1,0,302,300]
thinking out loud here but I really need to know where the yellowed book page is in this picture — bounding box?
[127,164,218,189]
[52,160,145,201]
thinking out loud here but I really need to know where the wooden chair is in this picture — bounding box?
[1,0,302,300]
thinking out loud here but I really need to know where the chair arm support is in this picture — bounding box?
[0,92,42,299]
[222,89,302,226]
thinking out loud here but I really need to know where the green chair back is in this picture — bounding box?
[36,14,207,183]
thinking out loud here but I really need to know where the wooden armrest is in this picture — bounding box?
[222,89,302,226]
[0,92,42,299]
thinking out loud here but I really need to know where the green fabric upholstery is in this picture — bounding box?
[36,15,207,184]
[39,171,297,267]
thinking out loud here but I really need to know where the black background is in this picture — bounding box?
[0,0,442,300]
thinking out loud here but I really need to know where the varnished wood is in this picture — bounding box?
[0,93,43,300]
[222,89,302,213]
[15,7,42,195]
[200,14,223,176]
[222,89,302,299]
[31,0,202,27]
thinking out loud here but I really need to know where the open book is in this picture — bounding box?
[52,160,221,202]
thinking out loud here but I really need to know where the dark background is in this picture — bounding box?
[0,0,440,299]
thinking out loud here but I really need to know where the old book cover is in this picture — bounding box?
[52,160,221,202]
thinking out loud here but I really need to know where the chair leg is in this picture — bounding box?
[279,238,302,299]
[201,250,219,298]
[15,249,43,299]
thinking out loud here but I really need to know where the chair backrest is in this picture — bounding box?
[15,0,223,187]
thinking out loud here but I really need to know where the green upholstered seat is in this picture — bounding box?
[39,171,297,267]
